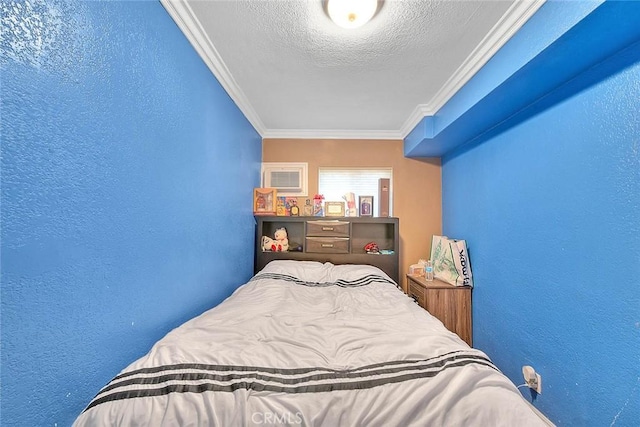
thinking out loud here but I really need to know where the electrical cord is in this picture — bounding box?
[516,383,529,389]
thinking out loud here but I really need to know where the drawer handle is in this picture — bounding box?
[321,243,334,248]
[322,227,334,231]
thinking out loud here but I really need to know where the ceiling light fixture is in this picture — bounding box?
[326,0,380,29]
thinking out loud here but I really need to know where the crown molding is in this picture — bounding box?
[262,128,403,141]
[425,0,546,122]
[399,104,436,139]
[160,0,266,135]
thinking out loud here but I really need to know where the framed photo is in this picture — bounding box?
[359,196,374,217]
[286,197,300,216]
[324,201,345,217]
[254,188,277,215]
[276,196,287,216]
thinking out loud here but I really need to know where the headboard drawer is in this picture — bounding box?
[306,220,350,237]
[305,237,350,253]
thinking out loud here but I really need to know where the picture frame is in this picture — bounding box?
[302,198,313,216]
[359,196,374,217]
[276,196,287,216]
[254,188,277,215]
[324,201,345,217]
[286,197,300,216]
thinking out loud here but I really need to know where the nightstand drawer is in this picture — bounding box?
[305,237,350,253]
[408,281,426,307]
[306,220,350,237]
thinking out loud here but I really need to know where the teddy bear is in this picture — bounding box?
[261,227,289,252]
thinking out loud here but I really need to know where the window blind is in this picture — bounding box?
[318,168,392,217]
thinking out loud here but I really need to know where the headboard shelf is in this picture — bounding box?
[255,216,400,283]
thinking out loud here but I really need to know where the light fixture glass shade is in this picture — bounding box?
[327,0,378,29]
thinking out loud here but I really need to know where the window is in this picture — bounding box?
[318,168,393,216]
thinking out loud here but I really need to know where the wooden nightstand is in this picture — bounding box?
[406,274,473,346]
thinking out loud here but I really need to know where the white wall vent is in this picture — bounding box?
[261,162,308,196]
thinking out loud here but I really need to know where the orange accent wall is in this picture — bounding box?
[263,138,442,290]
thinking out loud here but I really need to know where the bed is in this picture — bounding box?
[74,261,546,426]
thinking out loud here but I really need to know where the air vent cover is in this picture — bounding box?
[261,162,308,196]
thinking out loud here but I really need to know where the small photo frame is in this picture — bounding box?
[359,196,374,217]
[324,201,345,217]
[276,196,287,216]
[254,188,277,215]
[287,197,300,216]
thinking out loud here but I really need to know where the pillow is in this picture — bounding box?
[257,261,395,288]
[327,263,394,285]
[257,260,332,283]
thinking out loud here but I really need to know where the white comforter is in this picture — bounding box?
[75,261,546,427]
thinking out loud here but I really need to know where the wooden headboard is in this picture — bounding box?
[255,216,400,284]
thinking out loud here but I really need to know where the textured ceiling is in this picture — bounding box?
[163,0,545,139]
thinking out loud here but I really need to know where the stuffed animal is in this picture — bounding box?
[261,227,289,252]
[273,228,289,251]
[364,242,380,254]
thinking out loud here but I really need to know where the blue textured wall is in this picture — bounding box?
[1,1,261,425]
[442,45,640,426]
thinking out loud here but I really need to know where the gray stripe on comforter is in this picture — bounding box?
[84,351,497,413]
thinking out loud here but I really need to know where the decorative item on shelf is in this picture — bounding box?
[285,197,299,216]
[378,178,390,217]
[290,200,300,216]
[359,195,373,217]
[254,188,277,216]
[303,198,313,216]
[261,227,289,252]
[325,201,345,217]
[343,192,357,217]
[364,242,380,254]
[276,196,287,216]
[313,194,325,216]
